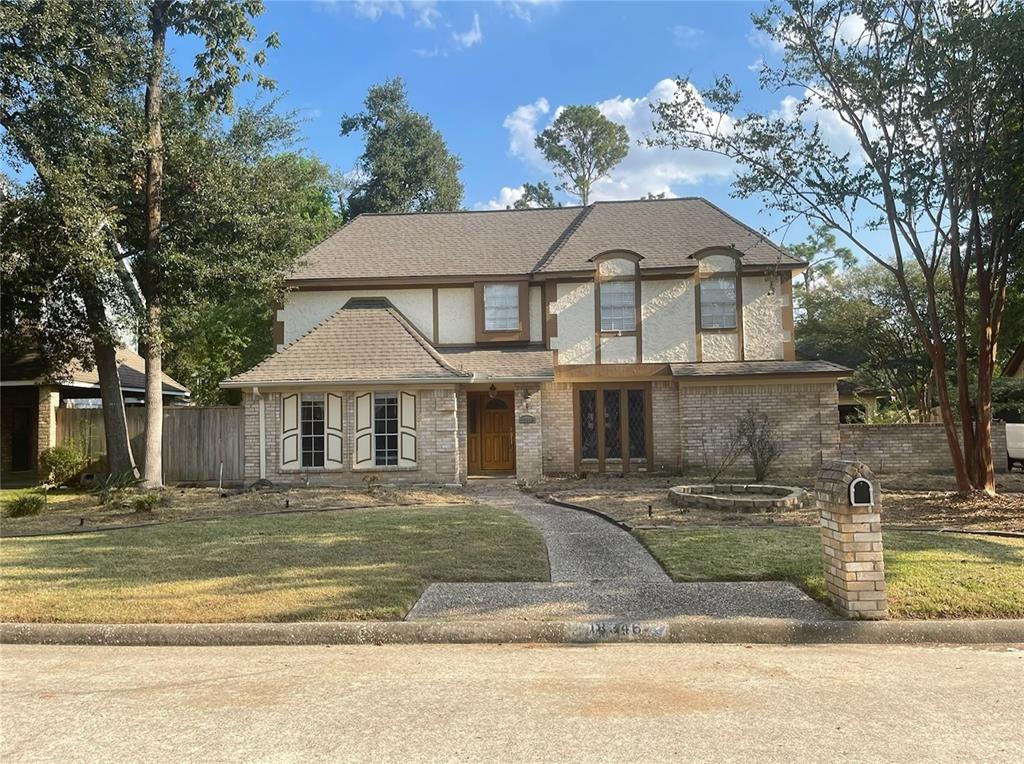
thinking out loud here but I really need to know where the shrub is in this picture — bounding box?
[736,408,783,482]
[131,492,162,513]
[6,493,45,518]
[91,471,142,508]
[39,441,88,486]
[700,425,744,482]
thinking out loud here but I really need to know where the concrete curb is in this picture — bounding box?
[3,619,1023,646]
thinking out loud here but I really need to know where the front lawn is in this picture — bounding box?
[636,527,1024,619]
[0,505,548,623]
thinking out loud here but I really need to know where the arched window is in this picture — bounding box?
[484,398,510,411]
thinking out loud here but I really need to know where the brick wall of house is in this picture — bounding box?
[540,382,574,474]
[514,384,543,484]
[839,422,1009,474]
[241,388,462,485]
[678,380,840,476]
[651,380,681,472]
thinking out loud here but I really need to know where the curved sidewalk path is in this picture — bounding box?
[407,479,835,622]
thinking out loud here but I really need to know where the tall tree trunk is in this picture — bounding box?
[141,1,169,489]
[81,285,136,477]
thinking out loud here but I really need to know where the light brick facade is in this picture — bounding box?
[540,382,575,475]
[513,385,543,485]
[816,460,888,620]
[840,422,1009,474]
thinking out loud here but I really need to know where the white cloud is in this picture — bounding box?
[837,13,868,47]
[503,97,550,165]
[490,80,735,206]
[776,89,876,160]
[452,12,482,48]
[480,186,527,210]
[500,0,561,23]
[351,0,405,21]
[415,5,441,28]
[671,25,704,49]
[747,26,785,53]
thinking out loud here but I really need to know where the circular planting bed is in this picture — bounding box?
[667,484,809,513]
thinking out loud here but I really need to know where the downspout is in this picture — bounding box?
[254,386,266,481]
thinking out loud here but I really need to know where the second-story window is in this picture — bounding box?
[700,275,737,329]
[483,284,519,331]
[599,280,636,332]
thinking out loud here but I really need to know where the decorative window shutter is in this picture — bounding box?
[326,393,343,470]
[354,392,373,468]
[399,391,417,467]
[280,393,300,468]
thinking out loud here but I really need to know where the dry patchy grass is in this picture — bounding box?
[0,504,548,623]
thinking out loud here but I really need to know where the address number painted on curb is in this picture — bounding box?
[568,621,670,641]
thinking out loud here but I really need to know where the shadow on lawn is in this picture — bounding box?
[0,507,549,623]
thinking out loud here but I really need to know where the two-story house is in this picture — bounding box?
[223,198,848,484]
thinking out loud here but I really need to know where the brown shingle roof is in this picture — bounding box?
[224,299,470,386]
[1,347,189,395]
[437,346,555,381]
[286,198,801,283]
[670,360,850,378]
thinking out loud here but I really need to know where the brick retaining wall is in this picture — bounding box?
[839,422,1008,474]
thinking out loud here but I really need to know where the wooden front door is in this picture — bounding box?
[468,392,515,474]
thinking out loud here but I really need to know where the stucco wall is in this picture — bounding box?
[741,275,785,361]
[529,286,543,343]
[641,278,696,363]
[599,334,637,364]
[701,332,740,362]
[437,287,475,344]
[839,422,1009,474]
[281,288,435,345]
[550,282,596,365]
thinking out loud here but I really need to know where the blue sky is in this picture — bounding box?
[165,1,870,252]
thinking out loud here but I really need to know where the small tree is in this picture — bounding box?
[700,425,745,482]
[736,409,783,482]
[534,105,629,205]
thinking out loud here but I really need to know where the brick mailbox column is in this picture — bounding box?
[815,460,888,619]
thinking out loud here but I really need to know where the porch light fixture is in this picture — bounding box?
[488,384,497,399]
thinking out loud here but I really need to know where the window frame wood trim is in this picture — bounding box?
[573,381,653,474]
[592,252,642,365]
[474,279,531,343]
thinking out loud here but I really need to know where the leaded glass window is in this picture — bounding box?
[628,389,646,459]
[604,389,622,459]
[580,390,597,459]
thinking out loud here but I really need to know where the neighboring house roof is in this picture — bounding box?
[0,347,189,395]
[224,298,471,387]
[287,198,802,283]
[436,346,555,382]
[670,360,850,378]
[1003,344,1024,377]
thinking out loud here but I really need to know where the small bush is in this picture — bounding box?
[131,492,166,513]
[6,493,46,517]
[736,408,783,482]
[91,471,142,508]
[39,441,88,486]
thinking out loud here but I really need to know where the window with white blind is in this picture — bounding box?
[483,284,520,331]
[599,280,636,332]
[700,276,737,329]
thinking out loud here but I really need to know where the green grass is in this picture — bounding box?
[0,505,549,623]
[1,487,83,510]
[636,527,1024,619]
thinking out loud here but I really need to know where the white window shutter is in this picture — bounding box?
[354,392,373,468]
[280,393,300,469]
[326,393,343,470]
[399,391,417,468]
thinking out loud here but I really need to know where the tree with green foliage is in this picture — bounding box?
[134,0,277,487]
[511,181,559,209]
[1,0,146,476]
[534,105,629,205]
[340,77,463,216]
[649,0,1023,495]
[789,225,856,296]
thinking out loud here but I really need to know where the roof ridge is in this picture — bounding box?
[356,205,585,218]
[531,204,595,272]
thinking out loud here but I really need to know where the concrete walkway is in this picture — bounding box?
[408,479,834,622]
[466,478,670,582]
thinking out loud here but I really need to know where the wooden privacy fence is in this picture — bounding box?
[56,406,245,485]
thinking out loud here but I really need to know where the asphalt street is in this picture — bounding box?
[2,642,1022,762]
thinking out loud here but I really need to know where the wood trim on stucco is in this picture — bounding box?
[555,363,671,382]
[694,249,744,362]
[431,287,439,344]
[693,274,703,362]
